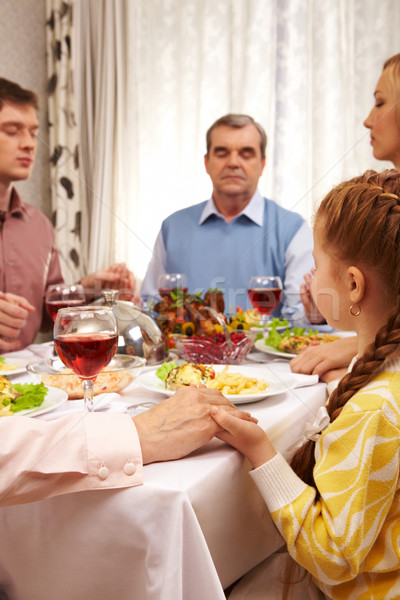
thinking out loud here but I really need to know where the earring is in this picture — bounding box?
[349,304,361,316]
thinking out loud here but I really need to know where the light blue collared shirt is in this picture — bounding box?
[141,191,314,322]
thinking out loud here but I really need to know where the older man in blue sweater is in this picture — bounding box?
[141,114,313,322]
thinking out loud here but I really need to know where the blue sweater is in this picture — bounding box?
[159,197,305,314]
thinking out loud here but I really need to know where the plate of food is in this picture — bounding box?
[16,387,67,417]
[254,340,297,359]
[27,355,146,399]
[137,361,297,404]
[0,356,29,376]
[0,376,67,417]
[255,327,341,359]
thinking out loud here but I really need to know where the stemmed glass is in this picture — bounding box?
[54,306,118,411]
[157,273,188,299]
[45,283,86,323]
[247,276,283,325]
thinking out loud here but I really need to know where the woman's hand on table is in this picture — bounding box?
[300,270,326,324]
[290,336,358,382]
[132,387,257,464]
[210,407,276,469]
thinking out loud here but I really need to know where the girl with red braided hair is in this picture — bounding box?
[214,168,400,599]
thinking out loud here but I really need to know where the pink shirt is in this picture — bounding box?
[0,189,64,347]
[0,412,143,506]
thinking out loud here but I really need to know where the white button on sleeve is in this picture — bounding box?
[84,413,143,489]
[123,462,136,476]
[98,466,110,480]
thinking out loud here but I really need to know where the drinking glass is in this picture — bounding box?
[45,283,86,322]
[157,273,188,298]
[247,276,283,324]
[54,306,118,411]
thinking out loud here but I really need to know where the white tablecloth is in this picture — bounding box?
[0,345,327,600]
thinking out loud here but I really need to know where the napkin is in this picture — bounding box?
[36,393,126,421]
[291,373,319,387]
[264,369,319,388]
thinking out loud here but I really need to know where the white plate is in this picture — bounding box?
[254,339,296,359]
[15,387,67,417]
[137,365,297,404]
[254,329,355,360]
[0,357,29,376]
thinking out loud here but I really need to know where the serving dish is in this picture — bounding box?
[27,355,146,399]
[174,329,256,365]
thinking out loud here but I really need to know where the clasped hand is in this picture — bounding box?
[80,262,142,305]
[132,386,258,464]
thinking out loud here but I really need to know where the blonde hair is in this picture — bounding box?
[382,54,400,129]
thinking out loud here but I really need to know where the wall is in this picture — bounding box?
[0,0,50,216]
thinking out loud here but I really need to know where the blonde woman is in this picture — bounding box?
[293,53,400,382]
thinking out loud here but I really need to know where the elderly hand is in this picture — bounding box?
[132,386,257,464]
[290,336,358,382]
[0,292,35,351]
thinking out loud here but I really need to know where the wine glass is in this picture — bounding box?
[157,273,188,299]
[54,306,118,411]
[247,276,283,325]
[45,283,86,322]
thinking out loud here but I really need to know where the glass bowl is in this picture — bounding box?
[174,329,256,365]
[27,355,146,400]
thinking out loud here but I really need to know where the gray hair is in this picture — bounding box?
[206,114,267,159]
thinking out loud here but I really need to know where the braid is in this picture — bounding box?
[290,169,400,490]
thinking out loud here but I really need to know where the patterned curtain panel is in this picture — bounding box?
[45,0,83,284]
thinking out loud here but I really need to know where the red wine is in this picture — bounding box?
[54,333,118,379]
[248,288,282,315]
[159,287,188,298]
[46,299,85,322]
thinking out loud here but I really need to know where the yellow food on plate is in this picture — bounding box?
[243,309,261,326]
[278,333,339,354]
[0,375,19,405]
[206,366,269,395]
[0,359,19,372]
[165,363,215,390]
[41,369,134,400]
[0,375,23,416]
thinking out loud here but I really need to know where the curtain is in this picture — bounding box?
[46,0,83,283]
[122,0,400,283]
[73,0,129,274]
[61,0,400,284]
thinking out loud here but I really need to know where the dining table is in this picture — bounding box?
[0,342,327,600]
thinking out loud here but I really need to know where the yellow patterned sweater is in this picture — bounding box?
[251,358,400,599]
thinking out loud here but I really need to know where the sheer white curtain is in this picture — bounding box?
[73,0,129,273]
[121,0,400,286]
[70,0,400,283]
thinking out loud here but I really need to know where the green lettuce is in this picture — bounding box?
[10,382,47,413]
[264,325,319,351]
[156,361,178,382]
